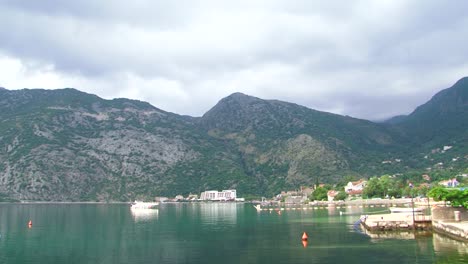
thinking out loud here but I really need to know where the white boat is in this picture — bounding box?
[131,201,159,209]
[389,207,423,213]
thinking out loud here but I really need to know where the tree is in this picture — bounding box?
[363,177,382,198]
[428,186,449,201]
[363,175,404,198]
[309,187,328,201]
[379,175,393,198]
[445,189,468,208]
[334,191,348,201]
[417,185,430,197]
[428,186,468,209]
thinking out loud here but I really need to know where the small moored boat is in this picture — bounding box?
[389,207,423,213]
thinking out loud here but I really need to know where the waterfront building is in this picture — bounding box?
[187,194,199,201]
[200,189,237,201]
[327,190,339,201]
[344,179,367,194]
[439,178,459,187]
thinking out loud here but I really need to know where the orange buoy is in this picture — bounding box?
[301,232,308,241]
[302,240,308,248]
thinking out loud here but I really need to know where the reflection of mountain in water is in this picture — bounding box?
[199,203,238,226]
[130,208,159,222]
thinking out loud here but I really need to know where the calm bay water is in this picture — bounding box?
[0,203,467,264]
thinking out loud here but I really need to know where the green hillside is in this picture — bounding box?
[199,92,408,193]
[0,77,466,201]
[389,77,468,148]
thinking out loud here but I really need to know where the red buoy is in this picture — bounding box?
[28,220,32,227]
[302,232,308,241]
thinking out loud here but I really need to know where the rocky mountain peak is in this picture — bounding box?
[223,92,261,102]
[213,92,264,109]
[453,76,468,87]
[0,77,467,201]
[388,76,468,146]
[200,92,270,129]
[408,76,467,117]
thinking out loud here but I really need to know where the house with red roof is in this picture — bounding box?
[344,179,367,195]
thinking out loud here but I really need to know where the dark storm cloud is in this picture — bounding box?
[0,0,467,120]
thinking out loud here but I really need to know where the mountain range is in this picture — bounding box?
[0,77,467,201]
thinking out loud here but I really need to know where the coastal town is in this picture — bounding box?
[153,174,466,205]
[146,174,468,242]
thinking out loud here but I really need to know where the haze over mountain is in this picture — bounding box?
[0,77,466,201]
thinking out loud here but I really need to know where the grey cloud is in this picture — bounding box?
[0,0,467,120]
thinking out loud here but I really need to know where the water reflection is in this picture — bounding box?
[199,203,237,225]
[433,232,468,255]
[362,230,420,240]
[1,203,467,264]
[326,204,336,216]
[130,208,159,222]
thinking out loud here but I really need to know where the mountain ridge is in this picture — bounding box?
[0,77,466,201]
[386,77,468,147]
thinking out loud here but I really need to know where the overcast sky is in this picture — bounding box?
[1,0,467,120]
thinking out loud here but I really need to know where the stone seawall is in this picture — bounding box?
[431,206,468,221]
[432,220,468,241]
[431,206,468,242]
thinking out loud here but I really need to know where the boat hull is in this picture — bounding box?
[389,207,423,213]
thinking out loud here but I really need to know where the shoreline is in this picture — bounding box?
[0,198,444,207]
[256,198,442,207]
[0,201,131,205]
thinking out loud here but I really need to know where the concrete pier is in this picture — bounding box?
[431,206,468,241]
[360,213,432,231]
[359,206,468,242]
[432,220,468,241]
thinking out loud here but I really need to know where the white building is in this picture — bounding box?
[344,179,367,194]
[200,189,237,201]
[439,178,459,188]
[327,190,339,201]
